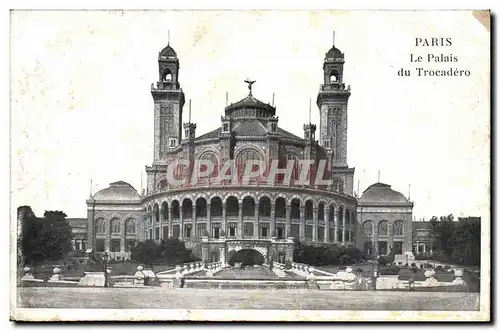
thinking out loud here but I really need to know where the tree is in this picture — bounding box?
[130,238,197,266]
[429,215,481,266]
[19,206,74,265]
[130,240,159,268]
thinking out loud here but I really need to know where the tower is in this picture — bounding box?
[151,42,186,161]
[316,33,351,168]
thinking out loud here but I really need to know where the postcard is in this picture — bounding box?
[10,9,490,322]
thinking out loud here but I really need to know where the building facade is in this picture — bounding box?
[84,37,413,263]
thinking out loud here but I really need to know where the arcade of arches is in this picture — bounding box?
[143,194,357,246]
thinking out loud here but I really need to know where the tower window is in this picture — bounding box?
[223,123,229,132]
[324,141,330,148]
[162,69,173,83]
[169,138,176,147]
[329,69,340,83]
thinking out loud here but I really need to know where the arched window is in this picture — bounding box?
[182,199,193,219]
[329,69,339,83]
[242,196,255,217]
[275,197,286,218]
[96,218,106,234]
[163,69,173,82]
[305,200,314,220]
[393,221,404,236]
[291,199,300,219]
[110,218,120,234]
[196,198,207,218]
[236,149,262,175]
[171,200,180,219]
[259,197,271,217]
[199,152,219,178]
[153,204,159,223]
[226,196,239,217]
[210,197,223,217]
[318,203,325,221]
[125,219,136,234]
[161,202,168,220]
[286,154,300,180]
[363,221,374,237]
[378,221,389,236]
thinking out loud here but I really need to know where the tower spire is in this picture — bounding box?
[189,99,192,123]
[309,98,312,124]
[168,30,170,46]
[378,170,381,182]
[408,184,411,200]
[89,179,92,198]
[272,93,275,107]
[226,92,228,106]
[333,30,336,46]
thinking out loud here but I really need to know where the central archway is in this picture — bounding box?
[227,248,265,266]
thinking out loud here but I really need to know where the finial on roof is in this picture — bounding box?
[244,79,256,95]
[378,170,381,182]
[333,30,336,46]
[168,30,170,46]
[309,98,312,124]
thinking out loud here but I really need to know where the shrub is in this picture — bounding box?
[355,268,364,274]
[443,265,451,271]
[411,263,416,268]
[425,263,433,268]
[116,256,121,261]
[284,261,292,270]
[436,265,443,270]
[79,259,85,264]
[398,262,403,266]
[404,263,409,267]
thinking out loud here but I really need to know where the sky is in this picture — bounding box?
[10,10,490,221]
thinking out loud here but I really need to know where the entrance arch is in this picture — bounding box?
[227,249,265,266]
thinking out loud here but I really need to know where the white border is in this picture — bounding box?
[3,0,496,324]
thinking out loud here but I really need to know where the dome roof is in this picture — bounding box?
[159,44,177,59]
[360,182,409,204]
[93,181,141,202]
[225,94,275,117]
[325,45,344,58]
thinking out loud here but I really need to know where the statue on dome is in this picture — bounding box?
[244,79,256,95]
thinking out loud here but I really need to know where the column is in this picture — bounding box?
[168,205,173,240]
[423,242,426,254]
[374,223,379,256]
[207,203,211,238]
[388,221,394,252]
[87,206,95,250]
[222,203,227,236]
[270,203,276,238]
[238,200,243,238]
[105,221,111,252]
[254,203,259,238]
[313,207,318,242]
[342,208,347,245]
[333,209,338,244]
[324,207,330,243]
[150,212,154,240]
[192,206,197,240]
[179,210,184,240]
[120,219,126,252]
[285,206,291,238]
[299,206,305,241]
[159,206,164,240]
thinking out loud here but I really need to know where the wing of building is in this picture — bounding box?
[75,37,415,263]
